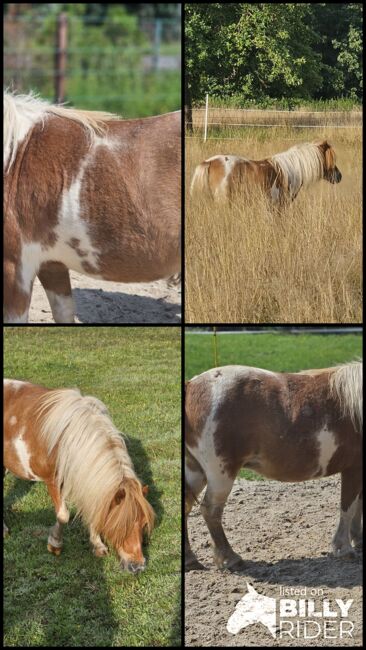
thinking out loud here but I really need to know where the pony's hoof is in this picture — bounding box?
[185,557,207,571]
[217,555,246,571]
[94,546,109,557]
[333,547,357,559]
[47,543,62,556]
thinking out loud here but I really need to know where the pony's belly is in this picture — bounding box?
[242,453,320,483]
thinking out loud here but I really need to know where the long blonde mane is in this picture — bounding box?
[4,90,120,172]
[36,389,154,541]
[329,361,363,433]
[271,142,324,198]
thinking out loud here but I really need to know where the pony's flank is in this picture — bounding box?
[36,389,136,526]
[329,361,363,433]
[4,90,119,171]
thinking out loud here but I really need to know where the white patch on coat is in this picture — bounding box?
[4,379,28,389]
[13,426,42,481]
[19,242,43,292]
[9,416,18,426]
[54,158,103,276]
[316,426,338,476]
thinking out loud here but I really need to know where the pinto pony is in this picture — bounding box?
[4,380,155,573]
[185,362,362,571]
[190,140,342,206]
[4,91,181,323]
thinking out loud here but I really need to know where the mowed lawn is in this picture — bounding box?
[4,327,182,647]
[185,330,362,479]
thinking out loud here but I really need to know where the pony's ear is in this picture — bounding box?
[115,487,126,504]
[142,485,149,496]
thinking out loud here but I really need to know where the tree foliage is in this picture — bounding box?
[185,2,363,105]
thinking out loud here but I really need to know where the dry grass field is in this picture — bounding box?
[185,113,362,323]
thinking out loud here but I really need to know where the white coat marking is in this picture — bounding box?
[13,426,42,481]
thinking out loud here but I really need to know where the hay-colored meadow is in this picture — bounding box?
[185,116,362,323]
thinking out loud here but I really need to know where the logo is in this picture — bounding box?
[227,583,354,640]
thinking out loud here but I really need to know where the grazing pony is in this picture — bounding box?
[4,91,181,323]
[185,361,362,571]
[190,140,342,206]
[4,380,155,573]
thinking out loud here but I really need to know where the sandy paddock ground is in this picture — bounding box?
[29,272,181,324]
[185,478,362,647]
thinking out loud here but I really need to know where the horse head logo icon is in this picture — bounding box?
[227,583,277,638]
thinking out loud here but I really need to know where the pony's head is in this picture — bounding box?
[101,477,155,573]
[317,140,342,184]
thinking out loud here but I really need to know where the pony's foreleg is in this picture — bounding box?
[46,482,69,555]
[185,450,207,571]
[38,262,75,323]
[333,467,362,557]
[89,526,109,557]
[4,259,33,323]
[200,474,244,570]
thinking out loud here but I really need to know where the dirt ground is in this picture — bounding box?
[29,272,181,323]
[185,478,363,647]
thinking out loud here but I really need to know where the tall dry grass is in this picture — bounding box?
[185,126,362,323]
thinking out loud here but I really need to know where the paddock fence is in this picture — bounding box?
[185,95,362,141]
[4,11,181,116]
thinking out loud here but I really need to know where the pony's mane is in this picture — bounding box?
[300,360,362,432]
[36,388,154,539]
[329,361,363,433]
[4,90,120,172]
[271,142,325,196]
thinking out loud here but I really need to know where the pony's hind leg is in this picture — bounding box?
[46,482,69,555]
[38,262,75,323]
[201,471,244,571]
[185,450,207,571]
[333,467,362,557]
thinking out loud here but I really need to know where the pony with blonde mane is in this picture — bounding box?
[190,140,341,206]
[4,380,155,573]
[4,90,181,323]
[185,361,362,571]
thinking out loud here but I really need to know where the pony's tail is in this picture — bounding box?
[190,161,211,198]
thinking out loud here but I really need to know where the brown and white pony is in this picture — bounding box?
[190,140,342,206]
[4,91,181,323]
[4,379,155,573]
[185,361,362,571]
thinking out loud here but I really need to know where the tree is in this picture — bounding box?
[185,3,362,105]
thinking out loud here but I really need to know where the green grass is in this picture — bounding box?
[185,331,362,479]
[4,326,181,647]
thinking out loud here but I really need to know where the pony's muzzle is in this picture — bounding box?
[327,167,342,184]
[121,558,146,574]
